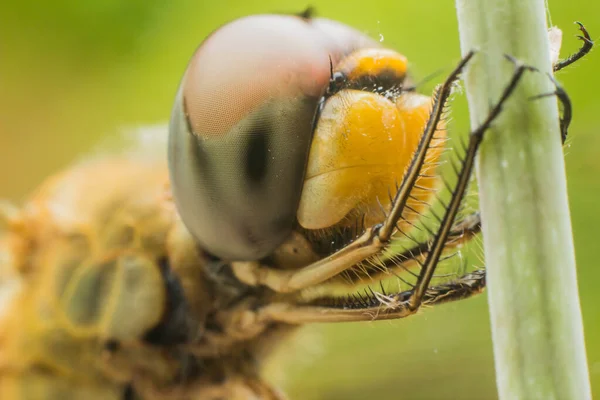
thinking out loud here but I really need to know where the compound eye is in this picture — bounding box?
[168,15,373,261]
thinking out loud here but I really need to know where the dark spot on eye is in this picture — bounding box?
[182,96,212,184]
[245,125,269,183]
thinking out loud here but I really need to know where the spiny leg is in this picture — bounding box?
[334,209,482,287]
[259,270,486,323]
[445,23,591,230]
[232,51,476,293]
[552,22,592,141]
[254,59,533,324]
[361,211,482,284]
[407,58,533,310]
[531,75,571,142]
[398,75,572,264]
[387,23,593,269]
[553,22,593,72]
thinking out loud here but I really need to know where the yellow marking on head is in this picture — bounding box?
[336,48,408,82]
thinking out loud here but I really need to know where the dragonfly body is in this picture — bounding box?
[0,11,590,400]
[0,145,299,398]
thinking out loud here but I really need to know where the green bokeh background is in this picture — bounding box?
[1,1,598,399]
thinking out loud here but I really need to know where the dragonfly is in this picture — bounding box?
[0,10,592,400]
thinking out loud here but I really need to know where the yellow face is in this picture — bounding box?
[298,48,445,231]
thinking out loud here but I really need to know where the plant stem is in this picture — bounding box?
[454,1,591,399]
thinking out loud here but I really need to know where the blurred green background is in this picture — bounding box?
[1,1,598,399]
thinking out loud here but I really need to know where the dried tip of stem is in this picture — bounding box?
[548,27,563,65]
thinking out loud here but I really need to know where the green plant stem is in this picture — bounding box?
[454,1,591,398]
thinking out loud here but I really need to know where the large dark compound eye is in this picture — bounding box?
[168,14,377,261]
